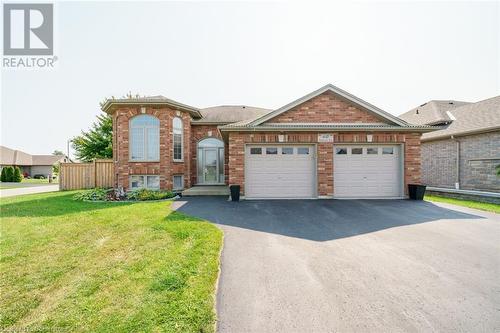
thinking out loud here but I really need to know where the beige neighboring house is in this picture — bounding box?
[399,96,500,193]
[0,146,71,178]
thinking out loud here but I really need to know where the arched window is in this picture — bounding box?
[173,117,183,161]
[129,115,159,161]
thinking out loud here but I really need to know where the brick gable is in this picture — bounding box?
[264,91,387,124]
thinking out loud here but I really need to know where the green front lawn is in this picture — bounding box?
[0,192,223,332]
[22,178,58,184]
[425,195,500,214]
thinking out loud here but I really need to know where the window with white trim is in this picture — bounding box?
[173,117,183,161]
[130,115,160,161]
[130,175,160,190]
[173,175,184,190]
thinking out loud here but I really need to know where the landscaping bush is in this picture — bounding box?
[73,188,113,201]
[127,188,176,201]
[73,188,176,202]
[2,166,15,182]
[0,167,7,182]
[13,167,23,182]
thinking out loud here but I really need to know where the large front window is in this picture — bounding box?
[173,117,183,161]
[130,115,160,161]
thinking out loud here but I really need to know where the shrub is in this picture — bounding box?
[73,188,113,201]
[127,188,175,201]
[4,167,14,182]
[13,167,22,182]
[0,167,7,182]
[73,188,175,202]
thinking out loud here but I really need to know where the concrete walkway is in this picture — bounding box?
[174,197,500,333]
[0,185,59,198]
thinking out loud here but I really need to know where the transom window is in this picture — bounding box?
[266,147,278,155]
[382,147,394,155]
[130,115,160,161]
[173,117,183,161]
[335,148,347,155]
[130,175,160,190]
[250,147,262,155]
[281,147,294,155]
[352,148,363,155]
[297,147,310,155]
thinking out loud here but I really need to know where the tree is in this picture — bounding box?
[53,150,64,156]
[13,167,22,182]
[4,166,14,182]
[72,114,112,162]
[1,167,7,182]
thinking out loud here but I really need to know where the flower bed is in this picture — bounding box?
[73,188,176,202]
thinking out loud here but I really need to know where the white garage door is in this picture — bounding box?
[245,145,315,199]
[334,145,402,198]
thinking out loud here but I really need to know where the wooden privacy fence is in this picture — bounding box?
[59,159,114,190]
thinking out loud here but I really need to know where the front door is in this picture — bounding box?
[203,148,218,183]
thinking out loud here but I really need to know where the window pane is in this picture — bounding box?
[173,175,183,190]
[146,127,159,160]
[352,148,363,155]
[382,147,394,155]
[297,147,309,155]
[130,115,159,161]
[266,147,278,155]
[282,147,293,154]
[174,133,182,160]
[130,128,144,160]
[367,147,378,155]
[250,147,262,155]
[198,138,223,148]
[173,117,183,132]
[130,115,159,127]
[130,175,144,189]
[147,176,160,189]
[335,148,347,155]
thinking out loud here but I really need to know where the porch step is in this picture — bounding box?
[182,185,230,196]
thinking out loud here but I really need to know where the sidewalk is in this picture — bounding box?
[0,185,60,198]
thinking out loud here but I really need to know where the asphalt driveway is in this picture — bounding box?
[173,198,500,332]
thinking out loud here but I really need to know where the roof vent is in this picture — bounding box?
[449,102,454,104]
[416,109,419,114]
[242,106,246,109]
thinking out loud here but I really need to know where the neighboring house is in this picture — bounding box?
[0,146,70,178]
[399,96,500,192]
[102,84,436,199]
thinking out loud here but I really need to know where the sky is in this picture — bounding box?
[1,1,499,156]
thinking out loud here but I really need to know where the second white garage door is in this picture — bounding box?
[333,145,402,198]
[245,145,316,199]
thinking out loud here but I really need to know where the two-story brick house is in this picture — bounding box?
[102,84,435,199]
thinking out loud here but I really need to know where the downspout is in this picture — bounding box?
[453,135,460,189]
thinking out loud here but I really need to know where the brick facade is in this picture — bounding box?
[112,106,192,190]
[265,91,386,124]
[422,132,500,192]
[110,90,424,197]
[228,131,422,197]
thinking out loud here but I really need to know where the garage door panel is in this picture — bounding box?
[334,145,401,198]
[246,145,315,198]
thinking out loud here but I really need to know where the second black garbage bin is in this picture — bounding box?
[408,184,426,200]
[230,184,240,201]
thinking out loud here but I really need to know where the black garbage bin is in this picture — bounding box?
[230,184,240,202]
[408,184,426,200]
